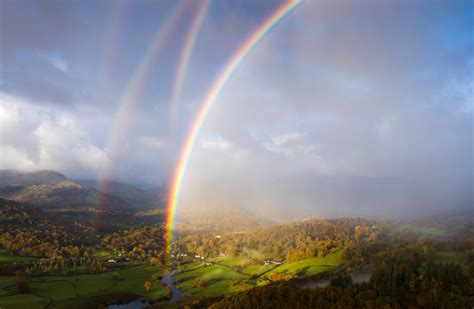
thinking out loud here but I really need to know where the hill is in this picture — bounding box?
[0,170,132,210]
[0,169,67,186]
[77,180,165,209]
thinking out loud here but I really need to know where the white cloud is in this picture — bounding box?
[48,55,68,73]
[200,135,233,151]
[271,132,302,146]
[0,93,106,178]
[264,132,313,158]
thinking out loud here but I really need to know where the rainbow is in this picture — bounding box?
[96,3,185,207]
[165,0,301,253]
[169,0,209,127]
[98,0,129,85]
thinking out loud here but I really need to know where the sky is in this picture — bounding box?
[0,0,472,218]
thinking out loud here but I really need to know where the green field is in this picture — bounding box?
[0,250,346,306]
[175,264,251,297]
[93,248,116,260]
[210,256,275,276]
[210,256,246,267]
[240,264,274,276]
[174,252,345,297]
[0,294,50,309]
[0,265,165,309]
[0,249,37,264]
[265,250,343,278]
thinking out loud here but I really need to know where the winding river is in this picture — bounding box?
[108,270,182,308]
[160,270,183,302]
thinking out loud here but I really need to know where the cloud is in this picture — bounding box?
[270,132,302,146]
[200,135,233,151]
[47,55,68,73]
[0,93,107,179]
[263,132,320,159]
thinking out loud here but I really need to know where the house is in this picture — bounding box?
[264,260,282,265]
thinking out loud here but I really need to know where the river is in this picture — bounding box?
[108,270,182,308]
[160,270,182,302]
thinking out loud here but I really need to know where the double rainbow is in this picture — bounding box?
[96,3,185,204]
[169,0,210,127]
[165,0,301,253]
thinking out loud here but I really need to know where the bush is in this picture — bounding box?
[16,278,30,293]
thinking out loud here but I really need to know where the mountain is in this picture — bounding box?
[143,186,167,207]
[0,170,131,210]
[77,180,166,209]
[0,169,67,186]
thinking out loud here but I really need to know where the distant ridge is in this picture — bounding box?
[77,179,166,209]
[0,169,133,210]
[0,169,67,186]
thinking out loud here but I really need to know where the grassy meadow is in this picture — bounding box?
[0,265,165,309]
[0,249,37,264]
[173,250,345,298]
[265,250,343,278]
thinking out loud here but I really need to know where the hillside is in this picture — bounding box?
[0,170,132,210]
[0,169,67,186]
[77,180,165,209]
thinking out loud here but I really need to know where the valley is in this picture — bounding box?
[2,0,472,307]
[0,170,472,308]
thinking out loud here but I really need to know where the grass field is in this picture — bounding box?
[265,250,343,278]
[210,256,246,267]
[174,251,346,297]
[93,248,116,260]
[210,256,275,276]
[0,294,50,309]
[0,265,165,309]
[240,264,274,276]
[1,250,346,306]
[0,249,37,264]
[175,264,250,297]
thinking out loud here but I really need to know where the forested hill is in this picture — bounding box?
[0,169,162,210]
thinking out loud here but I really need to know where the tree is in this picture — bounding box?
[16,277,30,293]
[193,278,205,288]
[112,272,121,281]
[144,281,153,291]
